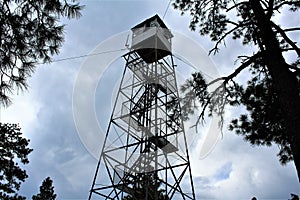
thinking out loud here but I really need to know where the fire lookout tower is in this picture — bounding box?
[88,15,196,200]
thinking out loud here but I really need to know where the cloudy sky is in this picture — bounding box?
[1,0,299,199]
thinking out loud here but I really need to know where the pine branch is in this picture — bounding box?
[271,22,300,57]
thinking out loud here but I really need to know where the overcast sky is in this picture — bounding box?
[1,1,299,199]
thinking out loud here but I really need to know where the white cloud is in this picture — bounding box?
[190,128,299,199]
[0,90,41,136]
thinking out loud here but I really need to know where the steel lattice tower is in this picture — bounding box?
[88,15,195,200]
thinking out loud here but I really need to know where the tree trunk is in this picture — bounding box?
[250,1,300,182]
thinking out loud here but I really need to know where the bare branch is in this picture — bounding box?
[226,1,248,12]
[226,20,239,27]
[209,25,241,55]
[260,0,269,10]
[267,0,275,19]
[207,77,226,86]
[227,52,263,81]
[271,22,300,57]
[191,99,210,132]
[191,52,263,129]
[284,27,300,32]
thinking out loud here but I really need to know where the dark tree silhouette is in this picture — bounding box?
[290,193,300,200]
[123,172,169,200]
[0,123,32,199]
[0,0,84,106]
[32,177,57,200]
[0,1,83,198]
[172,0,300,181]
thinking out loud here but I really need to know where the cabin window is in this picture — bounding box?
[150,21,159,27]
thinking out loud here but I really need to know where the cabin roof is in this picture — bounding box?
[131,14,169,29]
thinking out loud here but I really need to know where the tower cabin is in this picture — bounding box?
[131,14,173,63]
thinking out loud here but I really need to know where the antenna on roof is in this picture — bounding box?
[163,0,171,19]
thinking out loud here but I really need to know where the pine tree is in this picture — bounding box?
[173,0,300,181]
[32,177,57,200]
[0,123,32,200]
[0,0,84,106]
[123,172,169,200]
